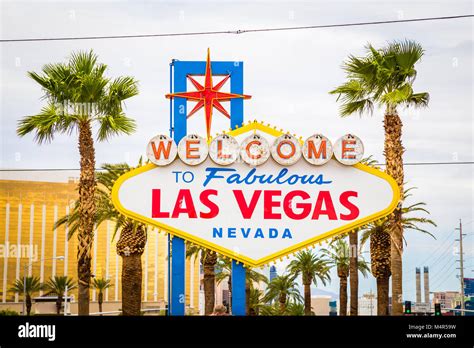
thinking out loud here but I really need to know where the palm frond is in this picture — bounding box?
[92,278,113,290]
[96,113,136,141]
[17,104,77,144]
[386,39,424,74]
[69,50,99,76]
[406,92,430,108]
[331,40,428,115]
[380,83,413,104]
[23,49,139,143]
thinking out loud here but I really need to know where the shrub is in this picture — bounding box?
[0,309,19,316]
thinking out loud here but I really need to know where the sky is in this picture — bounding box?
[0,0,473,302]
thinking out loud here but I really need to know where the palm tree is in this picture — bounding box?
[186,244,217,315]
[285,302,305,316]
[245,268,268,315]
[361,187,436,315]
[287,250,330,315]
[323,239,370,316]
[10,276,44,316]
[248,288,264,316]
[260,301,305,316]
[92,278,112,314]
[18,50,139,315]
[348,229,360,316]
[330,40,429,314]
[44,276,76,315]
[362,219,391,315]
[263,274,302,312]
[55,162,148,315]
[259,303,284,316]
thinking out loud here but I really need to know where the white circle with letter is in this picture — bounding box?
[271,134,301,166]
[333,134,364,165]
[240,133,270,166]
[209,134,240,166]
[177,134,208,166]
[302,134,333,166]
[146,134,177,166]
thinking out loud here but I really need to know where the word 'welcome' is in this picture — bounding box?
[146,132,364,167]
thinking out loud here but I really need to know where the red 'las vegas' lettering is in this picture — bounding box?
[311,191,337,220]
[152,189,219,219]
[339,191,359,220]
[153,188,360,221]
[283,190,312,220]
[199,189,219,218]
[233,190,262,219]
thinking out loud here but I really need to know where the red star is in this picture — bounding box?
[166,48,251,139]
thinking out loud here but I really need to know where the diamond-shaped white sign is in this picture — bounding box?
[112,122,399,267]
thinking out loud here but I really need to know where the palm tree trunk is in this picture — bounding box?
[339,277,348,316]
[279,293,287,312]
[116,224,146,316]
[304,282,312,316]
[370,226,391,316]
[56,296,62,315]
[26,294,32,316]
[77,120,96,316]
[377,277,390,316]
[203,250,217,315]
[349,231,359,316]
[98,292,103,315]
[384,112,404,315]
[122,254,142,315]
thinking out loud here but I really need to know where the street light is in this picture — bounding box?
[23,256,64,316]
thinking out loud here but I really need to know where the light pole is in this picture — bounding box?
[23,256,64,316]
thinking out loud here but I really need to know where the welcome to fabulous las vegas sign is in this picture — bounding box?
[112,50,399,267]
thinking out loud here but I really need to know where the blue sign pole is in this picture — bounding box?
[231,260,246,315]
[169,60,186,316]
[171,57,247,316]
[167,61,173,315]
[170,236,185,315]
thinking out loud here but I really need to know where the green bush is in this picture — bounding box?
[0,309,19,316]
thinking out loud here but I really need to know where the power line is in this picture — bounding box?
[427,241,456,271]
[1,14,472,43]
[405,230,457,284]
[430,257,456,285]
[431,264,457,290]
[1,161,472,172]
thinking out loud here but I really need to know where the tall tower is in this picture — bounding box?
[424,267,430,305]
[416,268,421,303]
[270,266,278,282]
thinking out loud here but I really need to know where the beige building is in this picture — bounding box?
[311,296,331,315]
[432,291,461,309]
[0,179,200,314]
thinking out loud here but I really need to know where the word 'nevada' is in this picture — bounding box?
[146,132,364,167]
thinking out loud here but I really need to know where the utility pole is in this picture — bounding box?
[455,219,465,316]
